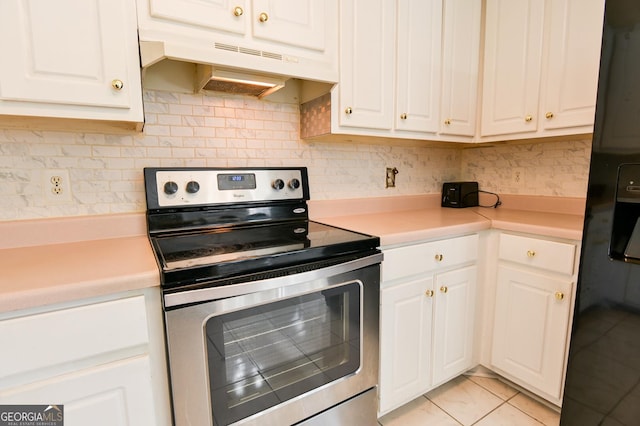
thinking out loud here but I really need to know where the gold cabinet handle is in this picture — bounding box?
[527,250,536,258]
[233,6,244,16]
[111,79,124,90]
[525,115,533,122]
[435,254,443,262]
[555,291,564,301]
[400,113,407,120]
[444,118,452,125]
[345,107,353,115]
[440,286,448,294]
[425,289,434,297]
[545,112,554,119]
[259,12,269,22]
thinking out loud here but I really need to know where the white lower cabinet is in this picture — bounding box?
[489,232,579,405]
[1,356,155,426]
[379,234,478,415]
[432,266,477,386]
[380,275,434,413]
[0,289,171,426]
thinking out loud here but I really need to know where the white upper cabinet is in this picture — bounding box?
[251,0,325,51]
[481,0,545,137]
[541,0,605,131]
[138,0,338,83]
[337,0,395,130]
[440,0,482,137]
[481,0,605,139]
[0,0,143,127]
[147,0,246,34]
[395,0,442,133]
[316,0,481,142]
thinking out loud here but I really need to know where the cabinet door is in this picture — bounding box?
[337,0,394,130]
[440,0,481,137]
[395,0,442,133]
[432,265,477,386]
[491,265,573,399]
[0,356,158,426]
[540,0,605,130]
[149,0,246,34]
[251,0,325,51]
[481,0,545,136]
[0,0,140,112]
[379,276,434,414]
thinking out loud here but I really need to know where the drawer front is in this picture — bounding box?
[498,233,576,275]
[0,296,149,380]
[382,234,478,282]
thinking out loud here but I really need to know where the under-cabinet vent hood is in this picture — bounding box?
[138,39,337,97]
[196,65,285,98]
[140,40,289,97]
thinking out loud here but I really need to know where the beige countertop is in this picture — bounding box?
[311,194,585,246]
[0,194,584,314]
[315,208,491,247]
[0,213,158,313]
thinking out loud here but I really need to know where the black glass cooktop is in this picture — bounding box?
[151,220,380,289]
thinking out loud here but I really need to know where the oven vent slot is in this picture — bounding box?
[214,42,283,61]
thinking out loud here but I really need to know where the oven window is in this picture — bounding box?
[205,282,361,426]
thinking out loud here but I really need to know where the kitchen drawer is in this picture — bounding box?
[498,233,576,275]
[0,296,149,380]
[382,234,478,282]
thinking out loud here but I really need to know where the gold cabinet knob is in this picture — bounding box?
[440,286,448,294]
[400,113,407,120]
[527,250,536,258]
[444,118,452,125]
[545,112,554,119]
[555,291,564,301]
[259,12,269,22]
[435,254,443,262]
[525,115,533,122]
[345,107,353,115]
[111,79,124,90]
[425,289,434,297]
[233,6,244,16]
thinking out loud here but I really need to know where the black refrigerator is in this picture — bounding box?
[560,1,640,424]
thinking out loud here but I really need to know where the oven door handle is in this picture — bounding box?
[163,252,382,309]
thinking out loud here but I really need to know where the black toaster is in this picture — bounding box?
[441,182,479,208]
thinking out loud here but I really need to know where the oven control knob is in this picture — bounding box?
[288,178,300,190]
[186,181,200,194]
[164,181,179,195]
[273,179,285,190]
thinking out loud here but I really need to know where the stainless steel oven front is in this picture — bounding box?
[163,255,381,426]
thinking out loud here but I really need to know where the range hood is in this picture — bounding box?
[195,65,286,98]
[138,40,336,99]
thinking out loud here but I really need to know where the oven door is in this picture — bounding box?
[164,256,380,426]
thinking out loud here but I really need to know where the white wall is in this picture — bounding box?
[0,90,590,221]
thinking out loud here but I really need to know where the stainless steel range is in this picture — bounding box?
[144,167,382,426]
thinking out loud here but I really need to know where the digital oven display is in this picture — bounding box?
[217,173,257,190]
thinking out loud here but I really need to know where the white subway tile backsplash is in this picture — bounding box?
[0,89,591,221]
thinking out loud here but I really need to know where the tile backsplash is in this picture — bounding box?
[0,90,590,221]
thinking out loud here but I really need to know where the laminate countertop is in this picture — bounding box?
[310,194,585,247]
[0,195,584,313]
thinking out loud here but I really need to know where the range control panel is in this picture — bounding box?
[144,167,308,208]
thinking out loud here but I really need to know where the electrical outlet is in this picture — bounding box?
[43,169,72,202]
[386,167,398,188]
[512,167,525,187]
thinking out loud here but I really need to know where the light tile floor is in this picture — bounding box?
[378,372,560,426]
